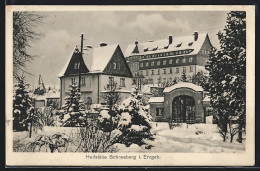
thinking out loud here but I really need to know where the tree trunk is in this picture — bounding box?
[238,125,243,143]
[29,119,33,138]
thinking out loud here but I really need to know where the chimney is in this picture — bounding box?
[100,42,107,47]
[169,35,173,44]
[193,31,198,41]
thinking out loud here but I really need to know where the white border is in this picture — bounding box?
[6,5,255,166]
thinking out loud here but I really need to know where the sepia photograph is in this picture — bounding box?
[5,5,255,166]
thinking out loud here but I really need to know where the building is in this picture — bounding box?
[149,81,210,123]
[125,32,213,85]
[58,44,133,107]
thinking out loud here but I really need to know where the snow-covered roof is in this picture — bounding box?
[163,82,204,93]
[148,97,164,103]
[58,44,119,77]
[203,96,210,102]
[125,33,208,57]
[86,44,119,72]
[46,91,60,99]
[100,89,132,93]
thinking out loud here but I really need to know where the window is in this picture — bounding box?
[151,70,154,75]
[146,62,149,67]
[163,69,166,74]
[157,61,160,65]
[146,70,149,76]
[160,53,163,57]
[190,66,193,72]
[182,58,186,63]
[81,77,85,86]
[169,68,173,74]
[140,71,143,76]
[163,60,167,65]
[169,59,172,64]
[157,69,160,75]
[77,63,80,70]
[74,62,79,70]
[140,63,143,68]
[189,57,193,62]
[176,59,180,64]
[169,78,172,82]
[163,78,166,83]
[109,77,114,86]
[151,61,154,66]
[166,52,169,56]
[156,108,164,116]
[176,68,179,73]
[120,78,125,87]
[71,77,76,85]
[183,67,186,73]
[113,62,117,69]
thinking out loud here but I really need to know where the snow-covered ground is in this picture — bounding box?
[13,123,245,153]
[113,122,245,153]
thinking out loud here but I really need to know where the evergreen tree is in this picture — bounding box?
[205,11,246,143]
[13,76,32,131]
[60,83,86,127]
[98,87,154,147]
[181,72,187,82]
[191,71,209,87]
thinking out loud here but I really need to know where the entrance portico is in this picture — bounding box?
[149,82,205,123]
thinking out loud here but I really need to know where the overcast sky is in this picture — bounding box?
[23,11,229,88]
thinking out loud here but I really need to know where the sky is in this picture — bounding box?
[22,11,229,89]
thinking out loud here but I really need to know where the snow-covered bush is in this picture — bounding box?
[98,87,154,147]
[58,84,86,127]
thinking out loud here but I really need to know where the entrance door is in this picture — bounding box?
[172,95,195,123]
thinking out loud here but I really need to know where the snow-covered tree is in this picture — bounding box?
[98,87,154,147]
[205,11,246,143]
[101,80,120,111]
[191,71,209,87]
[181,72,187,82]
[59,83,86,127]
[27,107,44,138]
[13,76,31,131]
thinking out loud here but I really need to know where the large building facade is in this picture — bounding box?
[125,32,213,85]
[58,44,133,107]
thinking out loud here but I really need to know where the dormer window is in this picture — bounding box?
[176,43,182,47]
[188,42,193,46]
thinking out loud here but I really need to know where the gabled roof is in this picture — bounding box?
[84,44,119,72]
[58,44,119,77]
[125,33,209,57]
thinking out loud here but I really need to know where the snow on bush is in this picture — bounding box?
[118,112,131,128]
[97,87,154,147]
